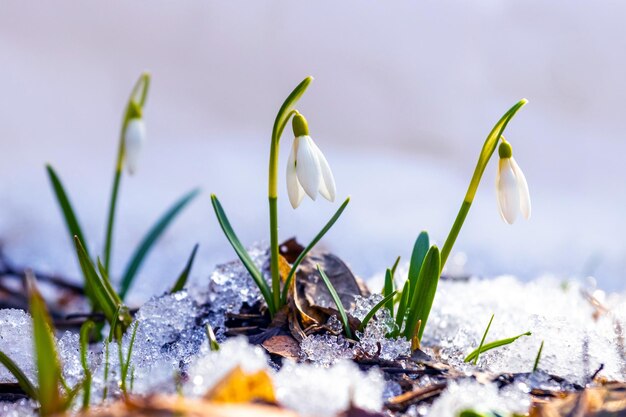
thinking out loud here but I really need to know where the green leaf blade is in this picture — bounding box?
[358,291,397,332]
[473,314,495,365]
[46,165,89,253]
[404,245,440,341]
[170,243,199,294]
[281,197,350,303]
[407,231,429,301]
[119,188,200,300]
[211,194,274,312]
[0,351,38,400]
[317,265,352,339]
[27,276,63,416]
[464,331,532,363]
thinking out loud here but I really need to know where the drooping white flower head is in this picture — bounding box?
[286,112,336,209]
[496,141,531,224]
[124,117,146,175]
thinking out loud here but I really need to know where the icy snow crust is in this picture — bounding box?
[1,251,625,416]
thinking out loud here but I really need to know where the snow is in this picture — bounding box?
[0,309,36,384]
[427,379,530,417]
[2,251,626,416]
[422,275,626,385]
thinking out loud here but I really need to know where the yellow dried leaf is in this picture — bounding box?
[205,366,275,404]
[278,254,292,283]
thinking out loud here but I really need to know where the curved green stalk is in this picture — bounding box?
[440,99,528,269]
[103,73,151,273]
[269,76,313,311]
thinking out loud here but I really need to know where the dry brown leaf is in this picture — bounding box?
[262,334,301,360]
[205,366,276,404]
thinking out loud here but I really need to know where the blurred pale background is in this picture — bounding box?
[1,2,624,301]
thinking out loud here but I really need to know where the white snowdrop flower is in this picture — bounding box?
[286,112,336,208]
[124,117,146,175]
[496,141,531,224]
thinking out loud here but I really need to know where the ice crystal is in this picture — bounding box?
[300,334,353,367]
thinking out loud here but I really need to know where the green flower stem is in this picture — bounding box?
[268,196,281,312]
[440,98,528,270]
[103,73,151,274]
[267,76,313,312]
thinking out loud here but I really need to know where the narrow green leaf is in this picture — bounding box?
[0,351,38,400]
[210,194,273,311]
[27,275,63,416]
[121,321,139,394]
[464,331,532,363]
[533,340,544,372]
[317,265,352,339]
[96,259,124,306]
[170,244,199,294]
[473,314,495,365]
[404,245,440,341]
[390,256,401,277]
[393,280,410,337]
[119,188,200,300]
[407,231,429,301]
[383,269,394,317]
[74,238,129,328]
[46,165,89,254]
[79,321,94,410]
[281,197,350,303]
[358,291,397,332]
[206,324,220,352]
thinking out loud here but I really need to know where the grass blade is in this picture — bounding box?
[393,280,410,337]
[464,331,532,363]
[383,269,394,317]
[281,197,350,304]
[75,237,130,328]
[390,256,401,277]
[206,324,220,352]
[358,291,397,332]
[119,188,200,299]
[211,194,273,311]
[79,321,94,410]
[404,245,440,341]
[473,314,495,365]
[46,165,89,255]
[170,243,199,294]
[407,231,429,301]
[0,351,38,400]
[317,265,352,339]
[121,321,139,394]
[533,340,544,372]
[27,275,63,416]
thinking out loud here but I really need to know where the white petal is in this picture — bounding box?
[286,139,305,208]
[496,158,519,224]
[124,118,146,175]
[510,157,531,220]
[295,136,322,200]
[311,141,336,202]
